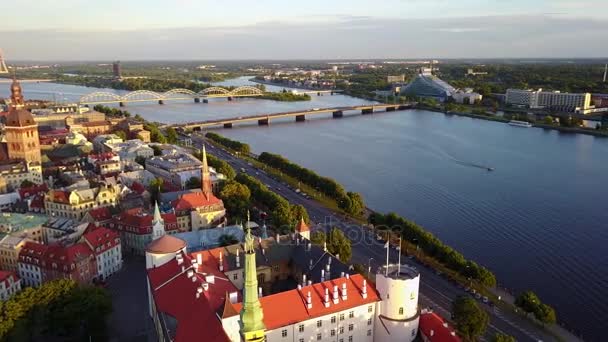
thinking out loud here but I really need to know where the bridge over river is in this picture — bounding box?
[168,103,413,130]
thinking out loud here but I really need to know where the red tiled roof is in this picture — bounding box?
[18,241,49,266]
[43,242,93,271]
[19,184,48,198]
[173,192,223,211]
[296,217,310,233]
[147,252,233,342]
[0,270,18,285]
[112,208,178,235]
[231,274,380,330]
[83,226,120,255]
[86,207,113,222]
[88,152,117,162]
[419,312,462,342]
[130,181,145,195]
[48,190,70,204]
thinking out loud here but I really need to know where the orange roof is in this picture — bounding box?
[173,192,223,211]
[419,312,462,342]
[146,235,186,254]
[296,217,309,233]
[231,274,380,330]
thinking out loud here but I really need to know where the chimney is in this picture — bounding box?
[197,253,202,265]
[340,271,345,278]
[346,273,350,279]
[333,285,339,304]
[321,269,325,282]
[430,330,434,337]
[302,274,307,287]
[258,287,263,298]
[186,269,194,278]
[443,322,448,328]
[276,233,280,242]
[296,238,300,246]
[297,284,302,291]
[236,249,240,268]
[181,265,185,272]
[308,280,312,286]
[324,288,330,307]
[450,332,456,336]
[202,283,209,291]
[306,291,312,309]
[307,242,311,252]
[323,241,327,252]
[362,279,368,299]
[309,259,313,270]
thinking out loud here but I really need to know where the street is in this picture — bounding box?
[196,135,556,342]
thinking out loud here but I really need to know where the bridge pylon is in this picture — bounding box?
[0,49,9,74]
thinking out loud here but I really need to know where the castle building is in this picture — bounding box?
[4,77,41,165]
[145,231,421,342]
[44,185,120,220]
[109,207,179,255]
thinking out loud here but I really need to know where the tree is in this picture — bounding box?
[289,204,310,228]
[135,156,146,167]
[185,177,202,190]
[271,202,293,233]
[114,130,127,140]
[20,180,35,188]
[166,127,178,144]
[452,296,489,341]
[352,263,367,275]
[219,180,251,221]
[543,115,554,125]
[218,234,239,247]
[325,227,352,262]
[149,178,164,203]
[310,231,326,246]
[151,145,163,156]
[492,333,516,342]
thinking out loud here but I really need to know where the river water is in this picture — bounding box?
[2,76,606,340]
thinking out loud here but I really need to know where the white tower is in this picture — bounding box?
[373,265,420,342]
[0,50,7,74]
[151,201,165,240]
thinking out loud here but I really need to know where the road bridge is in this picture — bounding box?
[79,86,264,106]
[169,103,413,130]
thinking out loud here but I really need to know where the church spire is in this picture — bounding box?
[152,201,165,240]
[9,72,24,108]
[201,144,212,199]
[240,210,266,341]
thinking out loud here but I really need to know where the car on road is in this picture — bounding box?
[482,296,489,304]
[240,168,246,173]
[475,293,482,300]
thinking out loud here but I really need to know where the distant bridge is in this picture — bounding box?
[169,103,413,130]
[79,86,264,106]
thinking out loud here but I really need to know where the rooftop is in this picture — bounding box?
[146,235,187,254]
[0,213,48,232]
[419,311,462,342]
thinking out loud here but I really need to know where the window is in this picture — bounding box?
[331,329,336,336]
[299,339,304,342]
[317,333,322,340]
[281,329,287,337]
[348,324,353,331]
[411,329,416,337]
[339,327,344,334]
[367,330,372,336]
[399,307,404,315]
[349,311,354,318]
[348,337,353,342]
[298,324,304,333]
[331,316,336,324]
[339,339,343,342]
[233,273,238,280]
[317,320,322,328]
[340,313,345,321]
[368,305,373,313]
[367,318,372,325]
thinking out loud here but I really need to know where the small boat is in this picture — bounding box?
[487,167,494,171]
[508,120,532,128]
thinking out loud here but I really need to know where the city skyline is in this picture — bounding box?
[2,0,608,60]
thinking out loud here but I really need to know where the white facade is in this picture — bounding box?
[95,244,122,280]
[18,262,43,287]
[0,273,21,300]
[506,88,591,112]
[373,268,420,342]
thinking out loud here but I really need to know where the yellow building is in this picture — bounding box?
[0,236,31,273]
[0,160,43,194]
[44,185,120,220]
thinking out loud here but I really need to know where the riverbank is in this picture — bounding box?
[249,78,335,92]
[419,104,608,138]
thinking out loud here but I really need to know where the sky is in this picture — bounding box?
[1,0,607,60]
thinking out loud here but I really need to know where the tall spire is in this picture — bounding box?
[152,201,165,240]
[240,211,266,341]
[9,72,24,108]
[201,144,212,199]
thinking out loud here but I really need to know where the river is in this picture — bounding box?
[2,77,605,340]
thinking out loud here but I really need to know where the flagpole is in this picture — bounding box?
[398,236,402,274]
[385,240,389,276]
